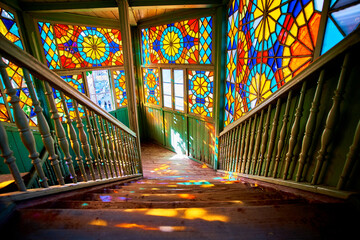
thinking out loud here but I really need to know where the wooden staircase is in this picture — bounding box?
[3,176,358,240]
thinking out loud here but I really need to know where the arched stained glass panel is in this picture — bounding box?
[188,70,214,117]
[143,68,160,105]
[141,17,213,65]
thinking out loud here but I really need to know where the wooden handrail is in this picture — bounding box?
[0,34,136,137]
[220,29,360,137]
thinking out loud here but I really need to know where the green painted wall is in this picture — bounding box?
[143,106,215,167]
[0,123,44,174]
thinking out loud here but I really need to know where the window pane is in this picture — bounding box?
[163,82,172,94]
[162,69,171,83]
[175,97,184,111]
[174,70,183,84]
[164,95,172,108]
[174,84,184,97]
[86,70,115,112]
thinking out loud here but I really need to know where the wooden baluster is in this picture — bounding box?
[264,98,281,177]
[337,119,360,190]
[84,109,102,179]
[227,129,236,171]
[245,114,257,174]
[105,121,119,177]
[58,91,84,182]
[116,127,127,175]
[251,109,264,175]
[220,133,227,170]
[112,126,124,176]
[225,132,232,171]
[117,128,130,175]
[273,91,292,178]
[236,123,246,173]
[129,135,139,174]
[125,133,136,174]
[59,91,83,182]
[257,105,271,175]
[0,121,26,191]
[50,130,67,176]
[92,113,109,179]
[241,119,251,173]
[296,70,325,181]
[0,56,48,187]
[23,69,64,185]
[99,116,114,178]
[283,82,307,179]
[218,137,224,170]
[233,124,243,172]
[231,127,240,172]
[44,85,77,183]
[73,100,95,181]
[312,54,350,185]
[132,136,142,173]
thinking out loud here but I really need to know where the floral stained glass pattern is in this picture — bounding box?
[225,0,323,126]
[0,7,37,126]
[188,70,214,117]
[113,70,127,107]
[37,22,123,69]
[141,17,213,65]
[143,68,160,105]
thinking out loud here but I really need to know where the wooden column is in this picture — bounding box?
[116,0,141,152]
[214,4,227,170]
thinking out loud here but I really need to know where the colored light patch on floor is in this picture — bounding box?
[178,194,196,200]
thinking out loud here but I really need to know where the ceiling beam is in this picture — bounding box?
[20,0,223,12]
[128,0,223,7]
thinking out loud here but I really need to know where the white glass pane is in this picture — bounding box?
[164,95,172,108]
[162,69,171,83]
[163,82,172,94]
[86,70,115,112]
[174,84,184,97]
[175,97,184,111]
[174,70,183,84]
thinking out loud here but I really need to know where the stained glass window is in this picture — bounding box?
[188,70,214,117]
[0,88,10,122]
[37,22,123,69]
[53,74,85,121]
[225,0,322,125]
[321,1,360,54]
[143,68,160,105]
[141,17,213,65]
[38,22,61,70]
[0,7,37,126]
[113,70,127,107]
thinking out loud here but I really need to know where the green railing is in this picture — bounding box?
[218,30,360,199]
[0,34,142,201]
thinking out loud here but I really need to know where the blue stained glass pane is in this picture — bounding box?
[321,18,344,55]
[330,0,337,7]
[1,9,14,19]
[331,4,360,35]
[314,0,324,11]
[2,18,15,31]
[334,0,359,9]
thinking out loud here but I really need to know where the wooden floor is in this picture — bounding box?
[4,142,359,240]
